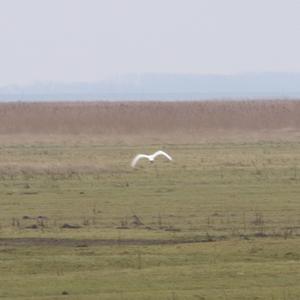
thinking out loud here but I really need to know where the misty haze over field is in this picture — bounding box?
[2,1,300,102]
[1,73,300,101]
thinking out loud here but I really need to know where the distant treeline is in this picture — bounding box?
[2,73,300,101]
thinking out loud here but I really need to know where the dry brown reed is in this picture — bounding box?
[0,100,299,137]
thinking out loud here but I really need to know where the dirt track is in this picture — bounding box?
[0,237,213,247]
[0,233,295,247]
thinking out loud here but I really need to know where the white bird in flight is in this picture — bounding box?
[131,150,173,168]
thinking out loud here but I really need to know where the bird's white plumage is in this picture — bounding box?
[151,150,172,161]
[131,150,172,168]
[131,154,150,168]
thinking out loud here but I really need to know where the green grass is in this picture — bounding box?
[1,240,300,299]
[0,139,300,299]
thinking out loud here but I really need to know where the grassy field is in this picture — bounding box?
[0,100,300,299]
[0,134,300,299]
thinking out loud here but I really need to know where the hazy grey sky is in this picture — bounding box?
[1,0,300,86]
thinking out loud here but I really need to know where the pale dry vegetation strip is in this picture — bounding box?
[0,100,299,136]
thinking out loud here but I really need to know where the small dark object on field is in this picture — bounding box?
[254,232,268,238]
[61,291,69,295]
[23,215,48,221]
[145,226,153,230]
[164,226,181,232]
[61,223,82,229]
[239,234,250,240]
[130,215,144,226]
[76,244,88,248]
[116,226,130,229]
[25,224,39,229]
[211,212,221,217]
[79,191,85,194]
[21,191,38,195]
[205,233,214,242]
[37,216,48,220]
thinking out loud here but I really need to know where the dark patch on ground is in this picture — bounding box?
[0,236,224,248]
[21,191,39,195]
[61,223,82,229]
[130,215,144,227]
[24,224,39,229]
[0,232,293,248]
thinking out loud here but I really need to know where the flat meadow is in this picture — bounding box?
[0,101,300,299]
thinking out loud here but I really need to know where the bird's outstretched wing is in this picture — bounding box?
[152,150,172,161]
[131,154,149,168]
